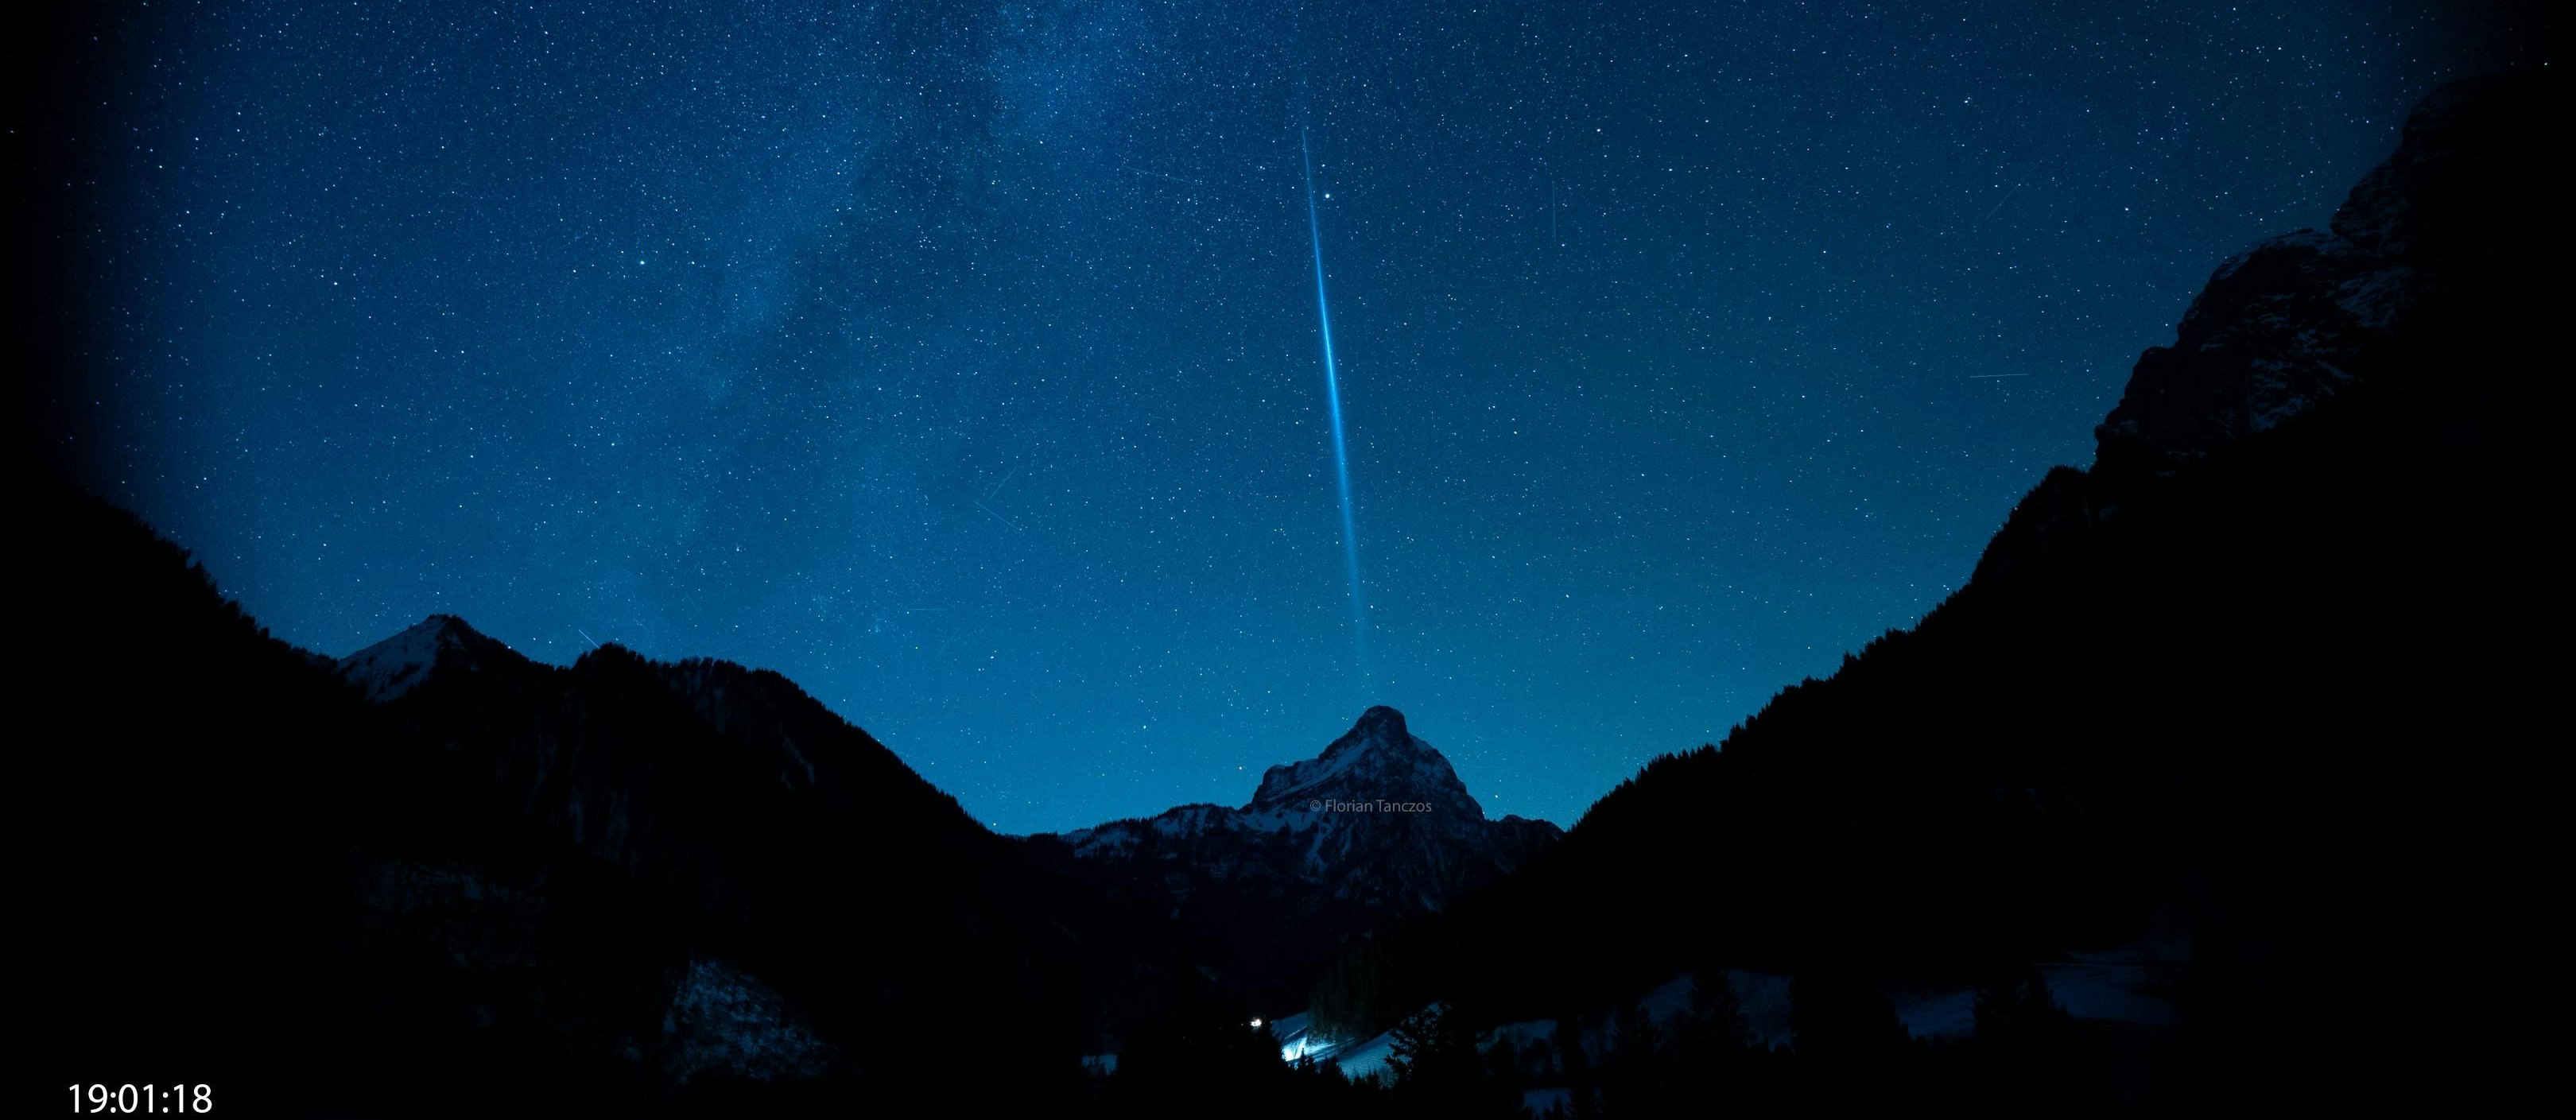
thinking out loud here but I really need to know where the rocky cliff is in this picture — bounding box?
[1033,706,1559,1011]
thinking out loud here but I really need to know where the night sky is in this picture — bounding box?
[32,1,2539,832]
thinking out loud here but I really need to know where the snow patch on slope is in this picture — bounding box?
[336,615,475,701]
[661,959,835,1085]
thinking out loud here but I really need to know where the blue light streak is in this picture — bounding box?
[1302,127,1368,680]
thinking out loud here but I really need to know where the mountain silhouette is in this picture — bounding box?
[21,507,1164,1112]
[1032,705,1558,1013]
[1313,69,2559,1113]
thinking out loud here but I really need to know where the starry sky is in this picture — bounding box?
[25,1,2547,832]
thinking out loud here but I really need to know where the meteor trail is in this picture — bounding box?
[974,499,1024,532]
[1302,127,1368,681]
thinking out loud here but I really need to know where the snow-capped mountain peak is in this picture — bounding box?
[333,614,517,702]
[1038,706,1562,991]
[1247,705,1483,821]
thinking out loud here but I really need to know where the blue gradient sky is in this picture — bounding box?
[43,0,2540,831]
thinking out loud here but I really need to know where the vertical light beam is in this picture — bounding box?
[1302,128,1368,681]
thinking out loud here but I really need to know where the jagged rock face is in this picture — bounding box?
[1246,705,1488,823]
[1240,706,1563,915]
[2094,229,2409,468]
[1980,71,2555,586]
[1035,707,1560,1001]
[2093,74,2552,475]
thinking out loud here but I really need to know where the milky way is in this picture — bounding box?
[29,0,2544,832]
